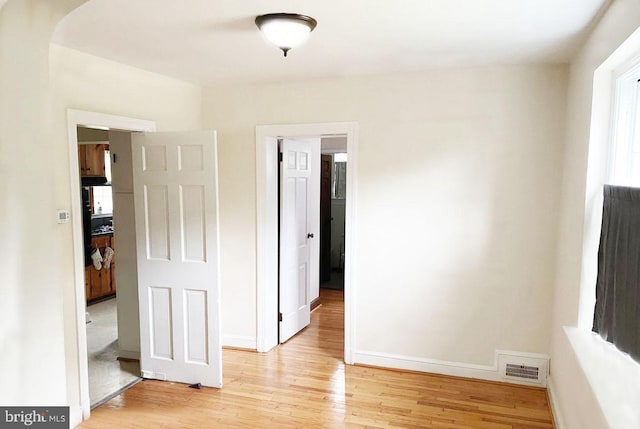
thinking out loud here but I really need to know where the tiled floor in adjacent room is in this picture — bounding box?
[86,297,140,407]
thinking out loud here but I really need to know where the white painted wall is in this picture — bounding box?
[48,45,203,417]
[550,0,640,427]
[203,65,567,368]
[0,0,87,407]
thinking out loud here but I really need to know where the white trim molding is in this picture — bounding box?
[547,376,567,429]
[117,350,141,361]
[222,335,258,350]
[353,349,551,388]
[255,122,358,364]
[69,405,83,429]
[354,350,500,381]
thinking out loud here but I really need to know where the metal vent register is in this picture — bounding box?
[497,351,549,386]
[505,363,539,380]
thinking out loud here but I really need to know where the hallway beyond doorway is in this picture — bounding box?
[320,271,344,291]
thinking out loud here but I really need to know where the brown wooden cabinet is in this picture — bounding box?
[84,267,91,300]
[78,143,107,177]
[85,234,116,302]
[109,235,116,292]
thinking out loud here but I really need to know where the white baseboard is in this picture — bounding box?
[547,376,566,429]
[222,335,257,350]
[118,350,140,360]
[69,404,83,428]
[354,350,501,382]
[353,349,552,389]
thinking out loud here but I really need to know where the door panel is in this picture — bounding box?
[180,185,206,262]
[133,131,222,388]
[149,286,173,360]
[184,289,208,364]
[144,185,170,260]
[279,138,319,343]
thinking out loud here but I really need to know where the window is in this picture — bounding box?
[332,153,347,200]
[609,63,640,186]
[92,149,113,215]
[592,60,640,363]
[92,186,112,215]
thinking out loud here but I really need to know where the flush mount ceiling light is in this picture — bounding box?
[255,13,317,57]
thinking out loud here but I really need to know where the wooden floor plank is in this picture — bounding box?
[78,289,554,428]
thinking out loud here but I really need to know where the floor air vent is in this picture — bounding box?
[497,351,549,387]
[505,363,539,380]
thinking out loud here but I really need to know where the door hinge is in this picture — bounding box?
[278,312,283,322]
[278,152,283,162]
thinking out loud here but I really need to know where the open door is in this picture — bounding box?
[132,131,222,387]
[279,138,319,342]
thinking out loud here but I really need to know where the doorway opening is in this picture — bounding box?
[275,135,347,348]
[67,110,155,419]
[69,113,224,420]
[77,126,141,408]
[255,122,358,363]
[319,138,347,294]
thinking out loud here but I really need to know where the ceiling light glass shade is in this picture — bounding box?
[255,13,317,57]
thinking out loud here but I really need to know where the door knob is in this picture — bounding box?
[307,233,314,239]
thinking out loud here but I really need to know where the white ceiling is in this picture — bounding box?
[52,0,608,86]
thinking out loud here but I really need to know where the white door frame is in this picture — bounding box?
[66,109,155,419]
[255,122,358,363]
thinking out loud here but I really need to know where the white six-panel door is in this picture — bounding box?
[132,131,222,387]
[279,138,318,343]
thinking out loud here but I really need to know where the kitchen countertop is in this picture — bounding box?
[91,225,114,237]
[91,231,114,237]
[91,213,113,220]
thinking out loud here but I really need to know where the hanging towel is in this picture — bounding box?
[103,246,114,269]
[91,247,102,270]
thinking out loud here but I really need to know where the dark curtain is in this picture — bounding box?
[593,184,640,362]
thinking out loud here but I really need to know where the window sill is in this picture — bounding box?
[563,326,640,428]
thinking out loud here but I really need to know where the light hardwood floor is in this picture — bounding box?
[79,289,555,428]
